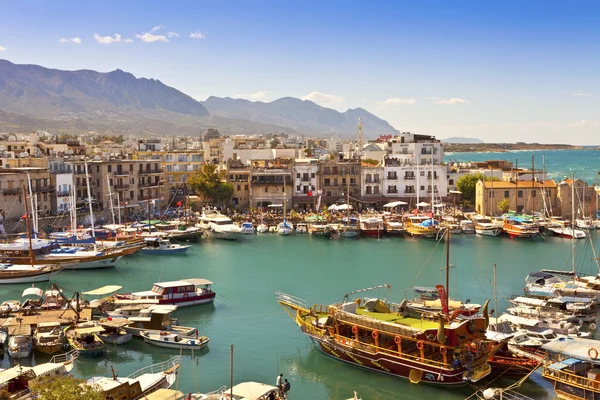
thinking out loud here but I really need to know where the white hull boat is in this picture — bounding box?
[0,264,61,284]
[8,335,32,359]
[141,331,209,350]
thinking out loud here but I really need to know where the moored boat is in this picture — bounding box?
[359,216,384,238]
[240,222,255,234]
[0,263,62,284]
[277,220,294,235]
[190,381,281,400]
[307,223,332,238]
[64,321,105,357]
[141,237,191,254]
[34,321,65,355]
[8,335,32,358]
[115,278,216,308]
[404,216,439,239]
[98,319,133,344]
[141,330,209,350]
[198,211,242,240]
[502,219,539,238]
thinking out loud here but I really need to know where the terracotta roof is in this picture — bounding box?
[482,180,557,189]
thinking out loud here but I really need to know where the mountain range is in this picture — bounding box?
[0,59,397,137]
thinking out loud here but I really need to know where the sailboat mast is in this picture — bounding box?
[84,160,96,240]
[445,227,451,314]
[116,191,122,226]
[229,344,234,399]
[493,263,498,325]
[571,172,576,274]
[531,155,535,220]
[27,173,38,237]
[107,176,115,225]
[23,185,34,266]
[416,153,420,207]
[431,150,434,220]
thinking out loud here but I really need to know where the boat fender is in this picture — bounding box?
[590,323,598,331]
[394,335,402,344]
[351,325,358,335]
[183,294,189,298]
[426,333,435,341]
[371,330,379,339]
[440,346,447,355]
[416,340,424,350]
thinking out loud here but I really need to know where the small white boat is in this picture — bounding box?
[8,335,33,358]
[295,222,308,234]
[0,299,20,314]
[268,225,278,233]
[0,263,61,284]
[460,219,475,234]
[256,224,269,234]
[240,222,255,234]
[142,237,191,254]
[190,381,281,400]
[141,330,209,350]
[277,220,294,235]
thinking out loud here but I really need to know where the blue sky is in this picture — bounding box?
[1,1,599,144]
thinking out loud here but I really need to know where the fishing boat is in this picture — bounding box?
[403,215,439,238]
[120,305,197,338]
[0,350,78,399]
[191,381,281,400]
[141,330,209,350]
[240,222,255,234]
[115,279,216,307]
[471,215,503,236]
[34,321,65,355]
[359,216,384,238]
[8,335,32,358]
[0,263,61,284]
[141,237,191,254]
[277,220,294,235]
[86,356,181,399]
[64,321,105,357]
[198,210,242,240]
[98,319,133,344]
[295,222,308,234]
[307,222,332,238]
[548,226,586,239]
[541,337,600,400]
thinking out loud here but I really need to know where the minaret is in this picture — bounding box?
[357,118,364,158]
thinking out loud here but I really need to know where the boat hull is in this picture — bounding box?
[0,270,56,284]
[475,228,502,237]
[142,247,189,255]
[142,335,209,350]
[99,333,133,345]
[49,255,124,270]
[35,343,65,355]
[360,230,384,238]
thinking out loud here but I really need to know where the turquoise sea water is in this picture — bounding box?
[445,149,600,184]
[2,231,600,399]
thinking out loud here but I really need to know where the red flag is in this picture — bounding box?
[176,201,182,207]
[435,285,449,315]
[307,191,313,197]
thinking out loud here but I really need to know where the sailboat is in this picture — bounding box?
[277,189,293,235]
[339,173,360,238]
[276,228,493,385]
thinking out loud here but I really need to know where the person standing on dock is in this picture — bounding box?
[276,373,283,395]
[282,379,291,399]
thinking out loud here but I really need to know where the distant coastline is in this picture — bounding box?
[442,142,599,153]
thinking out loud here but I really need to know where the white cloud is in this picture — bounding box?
[302,91,344,104]
[571,120,600,128]
[93,33,122,44]
[235,91,268,100]
[167,32,180,38]
[0,46,6,52]
[135,32,168,43]
[377,98,416,107]
[124,38,133,44]
[189,31,206,39]
[151,25,164,32]
[59,37,82,44]
[435,97,469,105]
[572,92,594,97]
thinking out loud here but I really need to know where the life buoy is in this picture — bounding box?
[440,346,447,355]
[417,340,424,350]
[371,330,379,339]
[351,325,358,335]
[589,347,598,359]
[394,335,402,344]
[183,293,189,298]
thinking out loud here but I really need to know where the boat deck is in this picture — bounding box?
[0,308,92,327]
[355,308,439,329]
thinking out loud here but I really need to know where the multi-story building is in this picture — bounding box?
[226,159,251,210]
[318,157,361,206]
[361,164,385,207]
[0,167,53,222]
[475,179,558,216]
[292,158,319,210]
[71,158,164,215]
[556,178,596,219]
[382,156,448,203]
[222,137,296,165]
[48,158,74,214]
[249,160,293,209]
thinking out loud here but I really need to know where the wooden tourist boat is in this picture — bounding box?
[64,322,105,357]
[86,356,181,399]
[34,321,65,355]
[359,216,384,238]
[403,216,439,239]
[276,286,493,385]
[0,263,61,284]
[541,338,600,400]
[141,330,209,350]
[502,219,539,238]
[115,279,216,308]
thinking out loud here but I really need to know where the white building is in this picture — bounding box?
[361,165,384,205]
[292,159,318,209]
[383,156,448,203]
[222,138,296,165]
[49,158,74,213]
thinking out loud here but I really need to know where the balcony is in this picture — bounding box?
[387,189,398,194]
[56,190,71,197]
[33,186,55,193]
[405,190,416,194]
[139,181,163,188]
[387,175,398,180]
[139,168,163,175]
[2,188,21,195]
[113,171,130,177]
[114,184,130,191]
[404,176,415,180]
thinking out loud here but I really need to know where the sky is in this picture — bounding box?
[1,1,599,144]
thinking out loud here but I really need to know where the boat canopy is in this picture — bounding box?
[22,287,43,298]
[267,204,283,208]
[99,319,131,328]
[82,285,123,296]
[498,314,542,327]
[227,382,280,400]
[143,389,185,400]
[183,278,214,286]
[75,326,105,335]
[383,201,408,208]
[416,202,430,207]
[542,338,600,362]
[512,297,545,306]
[527,272,556,279]
[413,286,437,294]
[547,358,584,371]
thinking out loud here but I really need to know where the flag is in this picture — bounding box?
[176,201,182,207]
[307,190,313,197]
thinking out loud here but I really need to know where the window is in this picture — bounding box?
[374,174,379,182]
[130,164,134,171]
[420,171,425,176]
[129,191,134,198]
[333,178,338,186]
[324,167,330,174]
[366,174,372,183]
[449,179,454,185]
[311,173,315,178]
[108,165,112,173]
[96,165,100,173]
[532,190,536,197]
[324,178,330,186]
[342,178,347,185]
[504,190,509,198]
[374,186,379,194]
[488,192,494,198]
[420,185,425,190]
[282,187,285,192]
[366,186,372,194]
[237,185,241,191]
[245,184,248,190]
[297,173,300,178]
[326,191,332,197]
[518,190,523,198]
[265,187,268,193]
[303,186,309,194]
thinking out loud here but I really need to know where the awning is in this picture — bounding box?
[416,202,430,207]
[22,287,43,298]
[184,278,214,286]
[542,337,600,362]
[75,326,105,335]
[228,382,280,399]
[383,201,408,208]
[143,389,185,400]
[82,285,123,296]
[99,319,131,328]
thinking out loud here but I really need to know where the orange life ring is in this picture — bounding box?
[371,330,379,339]
[589,347,598,359]
[417,340,424,350]
[394,335,402,344]
[440,346,447,355]
[183,293,189,298]
[351,325,358,335]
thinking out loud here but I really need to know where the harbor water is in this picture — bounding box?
[2,231,600,399]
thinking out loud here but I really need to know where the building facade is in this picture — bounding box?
[475,179,558,216]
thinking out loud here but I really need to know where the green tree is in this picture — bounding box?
[29,375,104,400]
[456,173,499,206]
[362,159,379,166]
[187,163,234,205]
[497,198,510,213]
[270,137,280,148]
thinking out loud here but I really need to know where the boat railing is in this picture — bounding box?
[127,356,182,379]
[50,349,79,364]
[542,365,600,391]
[275,292,308,310]
[334,309,420,336]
